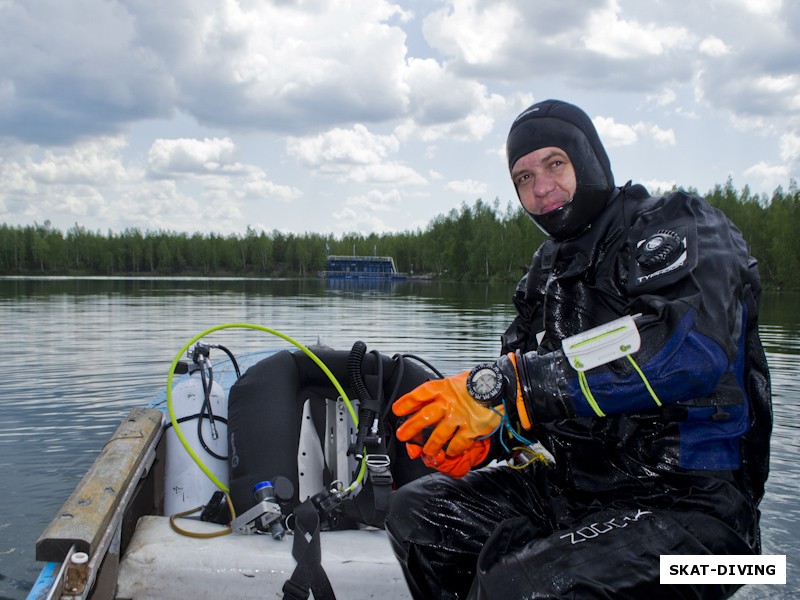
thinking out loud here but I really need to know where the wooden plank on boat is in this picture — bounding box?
[35,407,163,562]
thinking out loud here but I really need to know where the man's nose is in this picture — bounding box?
[534,173,556,197]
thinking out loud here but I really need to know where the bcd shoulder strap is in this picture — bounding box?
[282,498,337,600]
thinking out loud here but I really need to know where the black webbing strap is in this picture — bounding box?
[282,499,337,600]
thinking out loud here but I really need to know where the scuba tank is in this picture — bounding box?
[164,344,229,516]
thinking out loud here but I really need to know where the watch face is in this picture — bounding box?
[472,368,499,394]
[467,363,503,404]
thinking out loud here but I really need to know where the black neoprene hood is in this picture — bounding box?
[506,99,615,240]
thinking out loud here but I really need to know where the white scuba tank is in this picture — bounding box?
[164,369,229,516]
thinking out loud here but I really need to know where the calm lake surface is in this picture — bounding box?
[0,277,797,599]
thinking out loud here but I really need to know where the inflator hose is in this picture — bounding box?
[348,341,371,403]
[348,341,377,455]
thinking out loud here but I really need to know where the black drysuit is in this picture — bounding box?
[386,185,772,599]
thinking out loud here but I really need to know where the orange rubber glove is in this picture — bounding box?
[405,435,491,478]
[393,372,502,457]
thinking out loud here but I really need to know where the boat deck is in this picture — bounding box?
[117,516,411,599]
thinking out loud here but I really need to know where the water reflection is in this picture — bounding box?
[0,278,797,599]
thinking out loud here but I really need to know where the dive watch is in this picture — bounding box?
[465,363,504,406]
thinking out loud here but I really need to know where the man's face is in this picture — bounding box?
[510,146,577,216]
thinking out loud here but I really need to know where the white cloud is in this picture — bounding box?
[332,206,392,235]
[0,0,175,144]
[344,163,427,185]
[0,137,139,226]
[634,123,677,147]
[52,187,108,219]
[1,0,799,236]
[729,113,770,132]
[727,0,782,16]
[396,58,508,142]
[0,156,35,196]
[646,88,678,108]
[169,0,413,131]
[446,178,487,196]
[287,124,426,185]
[25,137,133,186]
[583,1,694,60]
[148,137,237,175]
[755,74,800,95]
[699,36,730,57]
[0,132,300,234]
[145,136,303,208]
[240,179,301,203]
[642,179,677,195]
[594,117,675,148]
[288,125,398,168]
[780,131,800,163]
[345,188,401,212]
[114,179,206,231]
[744,161,790,189]
[594,117,638,148]
[421,0,517,66]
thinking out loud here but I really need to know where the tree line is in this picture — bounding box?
[1,179,798,289]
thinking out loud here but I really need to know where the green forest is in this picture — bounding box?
[1,179,799,289]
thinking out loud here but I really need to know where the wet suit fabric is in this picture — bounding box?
[386,185,771,599]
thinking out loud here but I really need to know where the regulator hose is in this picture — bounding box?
[196,356,226,460]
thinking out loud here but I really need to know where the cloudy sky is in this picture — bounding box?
[1,0,798,237]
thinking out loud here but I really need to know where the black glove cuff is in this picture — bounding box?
[516,350,577,422]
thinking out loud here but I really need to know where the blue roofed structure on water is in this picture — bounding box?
[319,255,407,280]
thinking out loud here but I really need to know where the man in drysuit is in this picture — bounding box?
[385,99,772,599]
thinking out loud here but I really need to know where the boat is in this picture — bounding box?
[26,324,442,600]
[318,255,407,280]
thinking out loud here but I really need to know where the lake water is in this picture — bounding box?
[0,277,797,599]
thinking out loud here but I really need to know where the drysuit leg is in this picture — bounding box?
[472,507,753,599]
[386,467,554,600]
